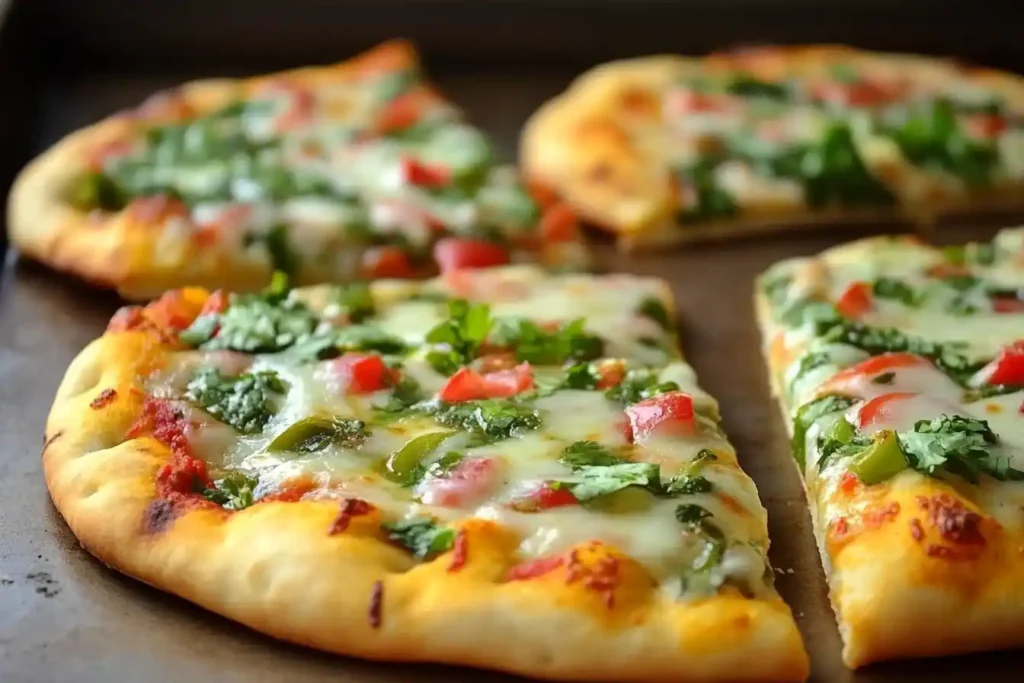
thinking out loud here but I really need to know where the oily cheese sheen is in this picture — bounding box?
[8,40,586,300]
[521,45,1024,249]
[755,226,1024,666]
[43,266,807,682]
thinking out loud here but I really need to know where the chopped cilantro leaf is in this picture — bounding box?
[383,518,455,560]
[328,283,375,323]
[561,361,602,390]
[605,368,679,405]
[568,462,662,502]
[185,368,285,434]
[872,277,920,306]
[559,441,625,469]
[373,376,427,415]
[872,371,896,385]
[432,399,541,441]
[202,471,259,510]
[637,297,673,330]
[898,414,1020,483]
[665,475,713,495]
[424,300,492,374]
[489,317,604,366]
[791,395,856,470]
[675,503,714,525]
[180,287,319,354]
[818,321,985,384]
[675,503,727,596]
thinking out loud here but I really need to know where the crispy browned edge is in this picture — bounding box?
[42,272,809,683]
[521,45,1024,251]
[752,232,1024,667]
[7,40,430,300]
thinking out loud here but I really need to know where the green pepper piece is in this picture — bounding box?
[585,487,657,514]
[69,172,127,211]
[384,431,457,486]
[849,430,909,485]
[267,416,365,453]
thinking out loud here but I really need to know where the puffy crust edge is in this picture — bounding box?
[752,232,1024,667]
[6,41,421,300]
[43,326,808,682]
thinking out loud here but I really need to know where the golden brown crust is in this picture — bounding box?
[522,45,1024,250]
[753,232,1024,667]
[43,288,809,682]
[7,41,420,300]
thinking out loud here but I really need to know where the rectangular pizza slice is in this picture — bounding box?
[44,266,807,682]
[755,226,1024,666]
[10,40,585,299]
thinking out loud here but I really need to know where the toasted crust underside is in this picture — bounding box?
[6,41,421,300]
[752,234,1024,667]
[44,330,808,682]
[521,45,1024,250]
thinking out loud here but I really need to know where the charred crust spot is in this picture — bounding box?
[924,494,985,546]
[90,389,118,410]
[368,581,384,630]
[144,499,178,533]
[328,498,374,535]
[566,549,620,609]
[447,530,468,573]
[587,163,613,183]
[909,518,924,542]
[42,430,65,453]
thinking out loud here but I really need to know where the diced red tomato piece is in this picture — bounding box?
[974,341,1024,386]
[417,457,503,507]
[199,290,230,316]
[820,352,928,391]
[433,238,510,274]
[665,89,725,114]
[838,471,860,496]
[373,87,437,134]
[857,392,917,428]
[438,364,534,402]
[992,297,1024,314]
[836,281,873,319]
[400,157,450,188]
[595,360,626,390]
[510,483,578,512]
[964,114,1008,139]
[361,246,416,279]
[526,180,560,209]
[625,391,696,441]
[328,353,395,393]
[274,86,316,131]
[814,80,902,108]
[126,195,189,224]
[87,139,135,170]
[539,203,579,243]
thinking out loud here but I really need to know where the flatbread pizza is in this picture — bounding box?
[43,266,808,681]
[9,40,585,299]
[522,46,1024,249]
[755,226,1024,666]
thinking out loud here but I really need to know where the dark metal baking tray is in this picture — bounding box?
[2,1,1023,681]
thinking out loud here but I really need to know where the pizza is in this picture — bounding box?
[521,45,1024,250]
[42,265,809,681]
[8,40,585,300]
[755,226,1024,666]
